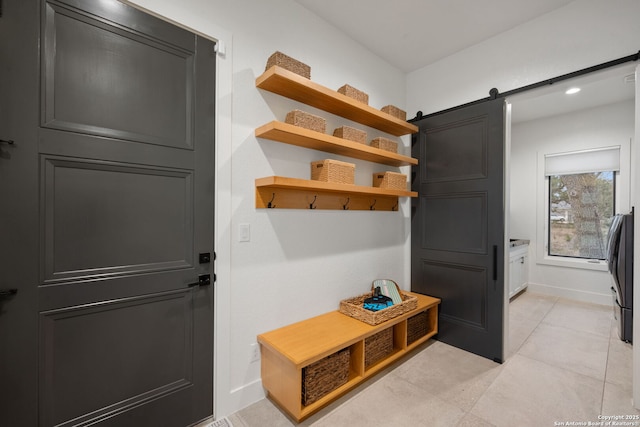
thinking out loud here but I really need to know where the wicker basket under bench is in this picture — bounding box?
[257,292,440,422]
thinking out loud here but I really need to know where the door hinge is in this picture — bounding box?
[214,41,226,57]
[0,0,3,18]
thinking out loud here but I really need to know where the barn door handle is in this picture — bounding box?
[0,288,17,299]
[0,139,15,145]
[492,245,498,281]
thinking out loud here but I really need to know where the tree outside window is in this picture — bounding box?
[548,171,614,259]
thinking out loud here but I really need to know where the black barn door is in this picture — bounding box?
[0,1,215,426]
[411,98,506,363]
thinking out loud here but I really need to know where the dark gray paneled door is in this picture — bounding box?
[0,1,215,426]
[411,99,505,363]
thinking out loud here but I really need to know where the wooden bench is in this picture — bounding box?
[257,292,440,421]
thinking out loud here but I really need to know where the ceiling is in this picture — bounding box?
[294,0,575,73]
[509,63,636,123]
[294,0,636,121]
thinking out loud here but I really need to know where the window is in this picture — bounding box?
[548,172,615,259]
[544,146,620,261]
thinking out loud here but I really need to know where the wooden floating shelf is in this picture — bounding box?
[256,66,418,137]
[256,176,417,211]
[256,121,418,167]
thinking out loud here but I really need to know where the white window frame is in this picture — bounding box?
[536,143,630,271]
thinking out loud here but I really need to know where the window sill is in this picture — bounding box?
[537,255,608,272]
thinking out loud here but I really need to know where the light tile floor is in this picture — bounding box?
[229,292,638,427]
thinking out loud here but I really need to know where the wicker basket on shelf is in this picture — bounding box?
[370,137,398,153]
[333,126,367,144]
[364,328,393,369]
[381,105,407,121]
[372,171,407,191]
[311,159,355,184]
[407,310,430,345]
[338,84,369,105]
[301,347,350,405]
[265,51,311,79]
[285,109,326,133]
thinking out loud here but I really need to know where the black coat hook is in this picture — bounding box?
[370,199,377,211]
[309,195,317,209]
[392,201,398,211]
[342,197,350,210]
[267,193,276,208]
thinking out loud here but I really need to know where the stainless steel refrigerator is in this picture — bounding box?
[607,208,634,343]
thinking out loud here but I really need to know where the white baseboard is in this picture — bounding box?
[526,282,612,306]
[224,378,266,417]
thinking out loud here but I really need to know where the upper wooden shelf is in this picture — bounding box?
[256,66,418,137]
[256,121,418,167]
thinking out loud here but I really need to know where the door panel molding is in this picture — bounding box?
[421,115,488,183]
[38,128,195,170]
[420,259,488,330]
[421,191,488,254]
[40,156,194,284]
[39,289,194,427]
[42,1,195,148]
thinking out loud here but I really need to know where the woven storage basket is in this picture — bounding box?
[372,171,407,191]
[265,51,311,79]
[364,328,393,369]
[381,105,407,121]
[407,310,430,345]
[338,84,369,105]
[370,137,398,153]
[311,159,355,184]
[339,291,418,326]
[333,126,366,144]
[301,347,350,406]
[285,109,326,133]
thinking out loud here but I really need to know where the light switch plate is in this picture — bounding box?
[239,223,250,242]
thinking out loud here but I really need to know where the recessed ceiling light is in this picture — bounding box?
[565,87,581,95]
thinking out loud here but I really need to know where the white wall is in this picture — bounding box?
[126,0,410,418]
[406,0,640,117]
[510,100,634,304]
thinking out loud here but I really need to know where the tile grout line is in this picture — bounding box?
[600,327,613,416]
[511,296,559,355]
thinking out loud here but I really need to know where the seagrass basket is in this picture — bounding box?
[339,290,417,326]
[364,328,393,369]
[285,109,326,133]
[301,347,350,405]
[372,171,407,191]
[370,137,398,153]
[333,126,367,144]
[407,310,430,345]
[311,159,355,184]
[381,105,407,121]
[265,51,311,79]
[338,84,369,105]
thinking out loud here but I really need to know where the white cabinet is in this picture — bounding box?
[509,244,529,299]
